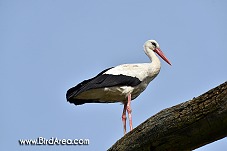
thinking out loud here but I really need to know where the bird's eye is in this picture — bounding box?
[151,42,157,47]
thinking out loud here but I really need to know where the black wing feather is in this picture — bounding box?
[66,67,141,105]
[66,67,112,101]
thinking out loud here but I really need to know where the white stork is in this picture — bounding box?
[66,40,171,134]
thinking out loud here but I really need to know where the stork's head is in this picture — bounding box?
[144,40,160,50]
[144,40,172,65]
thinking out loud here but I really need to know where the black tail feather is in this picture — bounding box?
[66,67,113,104]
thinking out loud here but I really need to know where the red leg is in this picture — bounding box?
[127,93,133,131]
[122,103,127,135]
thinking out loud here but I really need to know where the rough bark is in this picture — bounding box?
[108,81,227,151]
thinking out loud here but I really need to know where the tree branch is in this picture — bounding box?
[108,81,227,151]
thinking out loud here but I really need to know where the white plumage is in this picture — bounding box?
[66,40,171,134]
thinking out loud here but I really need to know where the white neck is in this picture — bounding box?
[144,46,161,76]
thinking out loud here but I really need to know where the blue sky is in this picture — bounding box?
[1,0,226,150]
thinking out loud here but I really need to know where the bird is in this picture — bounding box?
[66,40,171,134]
